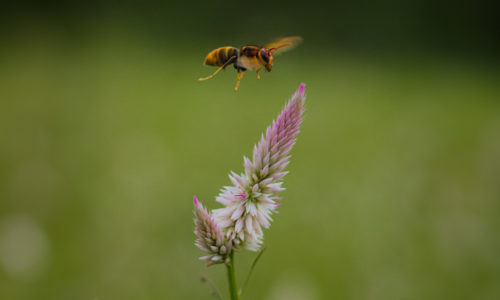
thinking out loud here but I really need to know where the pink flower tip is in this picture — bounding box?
[298,83,306,94]
[235,192,247,200]
[193,196,199,205]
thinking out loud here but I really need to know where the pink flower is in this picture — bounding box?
[193,196,232,265]
[213,84,306,250]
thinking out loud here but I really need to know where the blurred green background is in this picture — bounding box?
[1,0,499,299]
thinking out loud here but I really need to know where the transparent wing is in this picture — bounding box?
[263,36,303,55]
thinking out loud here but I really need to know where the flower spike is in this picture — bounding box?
[213,84,306,250]
[193,196,233,265]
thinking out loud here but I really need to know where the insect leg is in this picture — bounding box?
[198,56,236,82]
[234,70,240,91]
[256,69,261,80]
[234,70,246,91]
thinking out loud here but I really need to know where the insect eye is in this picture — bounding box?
[260,49,269,63]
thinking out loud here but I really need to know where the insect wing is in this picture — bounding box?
[263,36,303,55]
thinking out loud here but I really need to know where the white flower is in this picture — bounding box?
[213,84,306,250]
[193,196,232,265]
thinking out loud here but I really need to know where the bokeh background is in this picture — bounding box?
[1,0,499,299]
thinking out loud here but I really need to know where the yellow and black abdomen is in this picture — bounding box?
[203,47,239,67]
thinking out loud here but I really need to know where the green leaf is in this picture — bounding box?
[239,246,267,298]
[201,274,223,300]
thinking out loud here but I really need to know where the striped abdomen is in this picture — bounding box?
[204,47,239,67]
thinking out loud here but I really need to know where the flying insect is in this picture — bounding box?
[198,36,303,91]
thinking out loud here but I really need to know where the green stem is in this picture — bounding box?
[226,252,239,300]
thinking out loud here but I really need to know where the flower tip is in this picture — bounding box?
[235,192,247,200]
[298,83,306,94]
[193,196,199,205]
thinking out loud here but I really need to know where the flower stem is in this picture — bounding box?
[226,252,239,300]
